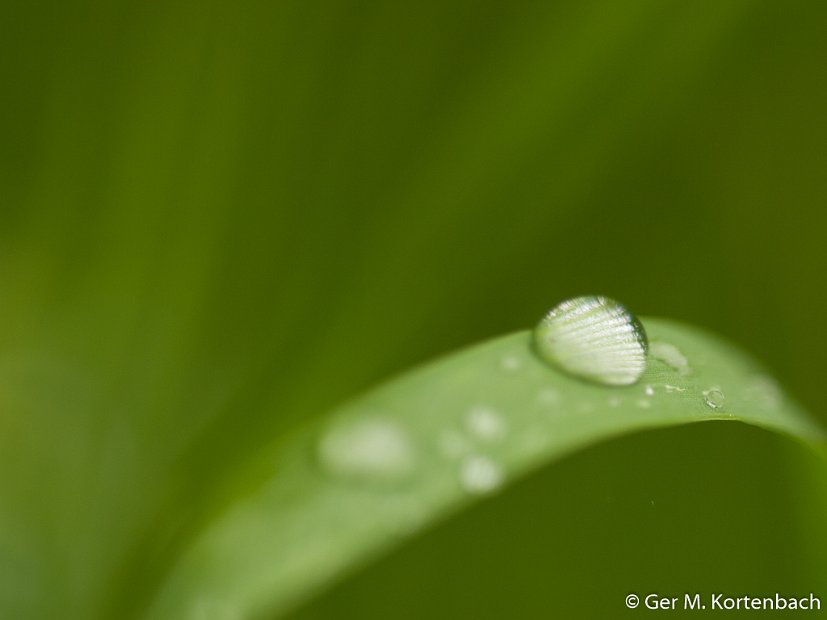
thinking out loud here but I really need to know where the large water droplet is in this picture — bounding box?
[459,455,503,494]
[650,341,690,375]
[703,388,725,410]
[318,417,415,484]
[533,296,648,386]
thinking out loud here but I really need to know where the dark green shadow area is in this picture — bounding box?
[286,422,827,619]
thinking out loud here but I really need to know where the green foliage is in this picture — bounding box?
[2,1,827,619]
[137,319,825,619]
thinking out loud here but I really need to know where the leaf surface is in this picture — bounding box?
[143,318,826,619]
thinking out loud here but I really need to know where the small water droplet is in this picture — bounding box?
[608,395,622,407]
[644,384,654,396]
[637,398,651,409]
[533,296,648,386]
[664,384,686,393]
[703,388,725,410]
[318,417,415,484]
[500,355,522,372]
[459,455,503,494]
[465,406,507,442]
[650,341,690,375]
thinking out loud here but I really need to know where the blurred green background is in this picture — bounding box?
[2,0,826,618]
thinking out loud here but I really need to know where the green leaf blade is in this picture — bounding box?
[143,318,826,619]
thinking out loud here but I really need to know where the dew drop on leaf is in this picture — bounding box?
[459,455,503,494]
[703,388,726,410]
[650,340,691,375]
[464,406,507,442]
[533,296,648,386]
[317,417,415,484]
[499,355,522,372]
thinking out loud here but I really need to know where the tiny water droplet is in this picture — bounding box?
[664,384,686,393]
[533,296,648,386]
[650,341,690,375]
[637,398,651,409]
[608,395,622,407]
[459,455,503,494]
[644,384,654,396]
[465,406,507,442]
[500,355,522,372]
[703,388,725,410]
[318,417,415,484]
